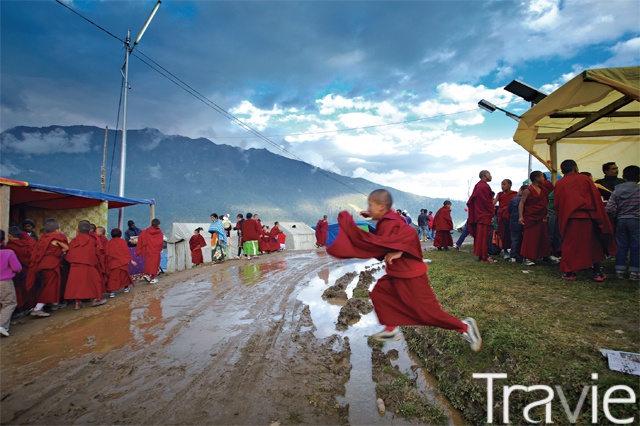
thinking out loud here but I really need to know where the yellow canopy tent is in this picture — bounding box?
[513,66,640,181]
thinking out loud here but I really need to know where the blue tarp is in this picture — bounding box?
[1,177,155,209]
[314,220,376,246]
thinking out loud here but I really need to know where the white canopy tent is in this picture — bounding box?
[277,222,316,251]
[513,66,640,181]
[166,221,316,272]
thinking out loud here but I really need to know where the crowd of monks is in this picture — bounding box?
[465,160,638,282]
[0,218,165,331]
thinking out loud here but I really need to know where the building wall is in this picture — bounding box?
[23,202,108,238]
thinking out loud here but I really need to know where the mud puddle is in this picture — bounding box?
[298,258,464,425]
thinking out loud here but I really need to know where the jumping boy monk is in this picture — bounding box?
[494,179,517,260]
[106,228,137,297]
[26,219,69,318]
[519,171,558,266]
[137,218,164,284]
[433,200,454,250]
[468,170,496,263]
[65,220,107,310]
[327,189,482,351]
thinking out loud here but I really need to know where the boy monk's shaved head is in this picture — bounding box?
[369,189,393,209]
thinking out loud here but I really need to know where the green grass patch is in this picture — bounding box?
[352,288,370,299]
[403,247,640,425]
[379,371,448,424]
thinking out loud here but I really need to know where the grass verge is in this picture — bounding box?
[403,246,639,425]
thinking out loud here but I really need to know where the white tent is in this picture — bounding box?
[166,222,218,272]
[273,222,316,251]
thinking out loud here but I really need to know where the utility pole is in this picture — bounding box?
[101,126,108,193]
[117,0,162,229]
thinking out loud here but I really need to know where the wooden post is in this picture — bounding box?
[0,185,11,240]
[150,202,155,223]
[101,126,108,193]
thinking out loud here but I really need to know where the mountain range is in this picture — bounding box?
[0,125,467,231]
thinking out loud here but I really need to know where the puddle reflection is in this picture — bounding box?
[1,299,137,389]
[297,258,464,425]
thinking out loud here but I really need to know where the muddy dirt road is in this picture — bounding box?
[1,250,460,425]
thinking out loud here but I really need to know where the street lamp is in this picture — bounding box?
[477,99,521,122]
[503,80,547,179]
[118,0,162,229]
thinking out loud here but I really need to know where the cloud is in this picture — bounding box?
[0,128,92,154]
[148,163,161,179]
[139,128,165,151]
[0,160,21,177]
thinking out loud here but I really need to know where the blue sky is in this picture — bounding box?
[1,0,638,201]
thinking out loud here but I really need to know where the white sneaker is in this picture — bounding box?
[547,255,560,264]
[149,278,159,284]
[503,253,510,260]
[109,292,116,298]
[124,286,131,293]
[143,274,151,282]
[371,327,401,342]
[509,258,516,263]
[0,327,9,337]
[461,318,482,352]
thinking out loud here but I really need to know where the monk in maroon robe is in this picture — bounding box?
[137,219,164,283]
[26,220,69,317]
[258,225,272,253]
[554,159,617,281]
[106,228,136,294]
[494,179,517,252]
[433,201,454,250]
[6,226,36,310]
[327,189,481,351]
[189,228,206,265]
[268,222,283,252]
[519,171,555,263]
[467,170,496,262]
[65,221,106,309]
[315,215,329,247]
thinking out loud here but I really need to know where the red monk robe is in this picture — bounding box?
[496,190,517,249]
[64,233,104,300]
[315,219,328,246]
[433,206,454,249]
[554,173,617,273]
[189,234,206,265]
[520,180,554,260]
[258,228,271,253]
[26,233,68,304]
[467,180,495,260]
[105,237,135,292]
[268,225,282,252]
[6,236,36,308]
[327,210,466,332]
[137,226,164,276]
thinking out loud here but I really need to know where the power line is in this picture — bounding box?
[54,0,368,197]
[131,51,370,196]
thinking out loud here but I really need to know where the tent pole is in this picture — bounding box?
[550,140,558,183]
